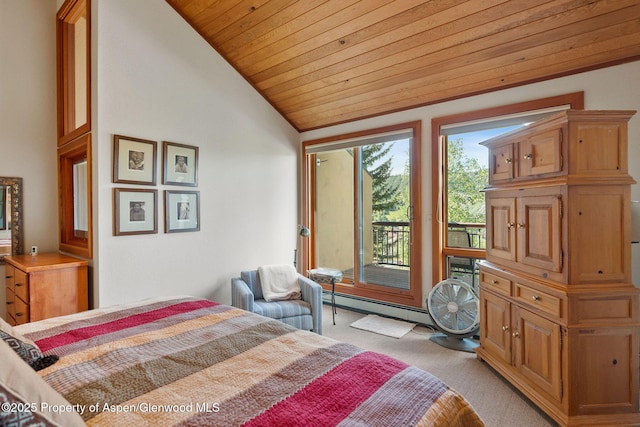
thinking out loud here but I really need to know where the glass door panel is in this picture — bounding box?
[360,139,410,290]
[315,150,355,281]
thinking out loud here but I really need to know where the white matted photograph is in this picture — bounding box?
[113,188,158,236]
[163,141,198,186]
[165,190,199,233]
[113,134,157,185]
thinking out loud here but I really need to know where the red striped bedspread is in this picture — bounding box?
[16,296,484,427]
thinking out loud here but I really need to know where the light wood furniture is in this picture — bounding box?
[4,253,88,326]
[476,110,640,426]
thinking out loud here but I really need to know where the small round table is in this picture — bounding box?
[308,268,342,325]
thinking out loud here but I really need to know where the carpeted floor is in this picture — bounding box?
[321,304,557,427]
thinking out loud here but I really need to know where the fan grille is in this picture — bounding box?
[427,279,479,336]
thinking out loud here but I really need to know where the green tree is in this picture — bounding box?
[447,138,487,224]
[362,142,401,216]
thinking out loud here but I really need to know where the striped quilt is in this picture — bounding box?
[16,296,484,427]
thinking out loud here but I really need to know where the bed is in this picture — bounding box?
[3,296,484,426]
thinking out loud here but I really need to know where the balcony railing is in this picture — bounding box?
[447,222,486,249]
[372,221,410,267]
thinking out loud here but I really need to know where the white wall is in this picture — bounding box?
[301,60,640,306]
[92,0,300,307]
[0,0,58,318]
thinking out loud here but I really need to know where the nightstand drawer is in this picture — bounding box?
[11,268,29,301]
[5,287,16,324]
[10,294,29,326]
[514,283,561,318]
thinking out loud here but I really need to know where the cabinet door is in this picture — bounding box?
[570,327,638,415]
[568,186,629,283]
[519,128,562,177]
[512,306,562,401]
[517,195,562,272]
[488,143,515,182]
[486,197,516,263]
[570,121,627,175]
[480,290,511,363]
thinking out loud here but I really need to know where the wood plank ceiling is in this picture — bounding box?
[166,0,640,132]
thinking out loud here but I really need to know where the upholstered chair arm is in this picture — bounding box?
[231,277,255,312]
[298,274,323,335]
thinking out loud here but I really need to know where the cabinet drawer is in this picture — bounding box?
[480,270,511,297]
[514,283,561,318]
[10,268,29,301]
[11,297,29,325]
[5,287,16,323]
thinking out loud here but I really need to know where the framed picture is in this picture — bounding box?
[113,135,157,185]
[165,190,200,233]
[163,141,198,186]
[113,188,158,236]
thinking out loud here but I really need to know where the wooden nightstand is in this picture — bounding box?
[5,253,88,325]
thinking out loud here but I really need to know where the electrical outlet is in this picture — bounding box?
[31,246,38,256]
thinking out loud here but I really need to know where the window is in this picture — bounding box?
[303,121,422,307]
[57,0,92,259]
[431,93,584,288]
[58,134,92,258]
[57,0,90,146]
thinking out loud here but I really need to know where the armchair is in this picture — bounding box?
[231,270,323,334]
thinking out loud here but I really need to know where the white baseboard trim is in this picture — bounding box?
[322,291,434,327]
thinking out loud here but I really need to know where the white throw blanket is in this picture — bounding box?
[258,264,301,302]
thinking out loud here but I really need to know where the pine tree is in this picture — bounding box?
[361,143,401,215]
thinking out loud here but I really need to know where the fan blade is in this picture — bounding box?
[441,283,456,301]
[457,309,476,328]
[440,312,454,329]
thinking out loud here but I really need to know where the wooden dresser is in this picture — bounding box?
[5,253,88,326]
[476,110,640,426]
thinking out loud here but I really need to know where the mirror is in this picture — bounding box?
[0,177,23,264]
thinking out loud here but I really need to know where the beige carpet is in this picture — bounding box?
[322,305,557,427]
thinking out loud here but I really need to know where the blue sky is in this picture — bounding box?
[373,125,524,175]
[449,125,522,168]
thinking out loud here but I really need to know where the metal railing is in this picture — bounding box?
[447,222,486,249]
[371,221,486,270]
[372,221,410,267]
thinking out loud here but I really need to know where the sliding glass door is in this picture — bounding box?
[304,122,422,307]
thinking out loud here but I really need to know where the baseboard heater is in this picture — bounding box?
[321,291,433,327]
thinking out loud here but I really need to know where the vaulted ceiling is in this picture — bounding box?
[165,0,640,132]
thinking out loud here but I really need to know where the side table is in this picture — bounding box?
[308,268,342,325]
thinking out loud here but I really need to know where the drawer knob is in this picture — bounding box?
[502,326,509,332]
[512,331,520,338]
[15,283,23,287]
[532,295,541,302]
[491,280,498,285]
[15,313,23,317]
[507,222,515,229]
[505,158,512,164]
[523,153,532,160]
[517,223,526,229]
[5,275,13,279]
[6,301,13,305]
